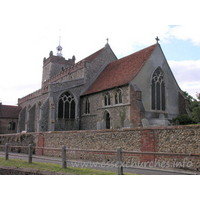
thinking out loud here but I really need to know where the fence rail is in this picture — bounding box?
[1,143,200,175]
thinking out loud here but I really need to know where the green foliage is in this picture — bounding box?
[189,100,199,112]
[172,114,197,125]
[183,91,200,123]
[183,91,196,104]
[192,107,200,123]
[196,92,200,101]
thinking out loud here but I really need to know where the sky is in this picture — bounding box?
[0,0,200,105]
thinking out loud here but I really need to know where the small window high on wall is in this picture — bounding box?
[58,92,75,119]
[104,93,111,106]
[8,121,15,130]
[115,89,122,104]
[151,68,165,111]
[85,97,90,114]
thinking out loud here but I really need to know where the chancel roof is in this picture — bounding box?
[82,44,157,96]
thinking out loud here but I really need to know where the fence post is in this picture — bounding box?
[28,144,33,164]
[117,147,123,175]
[62,146,66,169]
[5,143,9,160]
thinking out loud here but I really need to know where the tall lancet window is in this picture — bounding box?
[151,68,165,111]
[85,97,90,114]
[115,89,122,104]
[58,92,75,119]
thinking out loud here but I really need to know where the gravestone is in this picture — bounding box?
[141,118,150,127]
[102,120,106,129]
[124,119,130,128]
[97,121,101,130]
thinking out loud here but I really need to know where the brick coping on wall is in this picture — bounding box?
[0,124,200,136]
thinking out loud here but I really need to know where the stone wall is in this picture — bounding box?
[80,85,131,130]
[0,133,38,154]
[0,125,200,171]
[17,107,26,133]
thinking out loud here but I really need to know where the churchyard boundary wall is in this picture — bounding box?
[0,125,200,171]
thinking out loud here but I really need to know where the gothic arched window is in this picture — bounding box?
[58,92,75,119]
[106,112,110,129]
[85,97,90,114]
[151,68,165,111]
[104,93,111,106]
[115,89,122,104]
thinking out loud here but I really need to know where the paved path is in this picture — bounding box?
[0,152,198,175]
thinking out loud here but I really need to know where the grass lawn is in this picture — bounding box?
[0,158,134,175]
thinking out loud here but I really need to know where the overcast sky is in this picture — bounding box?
[0,0,200,105]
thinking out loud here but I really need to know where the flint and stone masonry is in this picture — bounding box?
[0,125,200,171]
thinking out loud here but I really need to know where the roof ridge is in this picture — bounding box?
[117,43,157,62]
[82,43,157,96]
[83,47,105,62]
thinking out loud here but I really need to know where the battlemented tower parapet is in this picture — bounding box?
[42,50,76,87]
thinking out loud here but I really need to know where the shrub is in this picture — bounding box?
[172,114,197,125]
[192,107,200,123]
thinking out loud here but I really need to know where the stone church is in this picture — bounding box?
[17,39,189,133]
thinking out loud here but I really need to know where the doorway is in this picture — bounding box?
[106,112,110,129]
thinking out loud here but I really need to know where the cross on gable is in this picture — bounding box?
[155,36,160,43]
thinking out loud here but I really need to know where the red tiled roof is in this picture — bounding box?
[83,47,105,62]
[82,44,157,96]
[0,105,21,118]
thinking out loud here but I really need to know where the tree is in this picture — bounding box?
[192,107,200,123]
[197,92,200,101]
[183,91,195,104]
[183,91,199,112]
[180,91,200,123]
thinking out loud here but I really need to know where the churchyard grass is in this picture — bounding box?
[0,158,135,175]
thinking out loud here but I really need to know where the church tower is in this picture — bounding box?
[41,38,76,87]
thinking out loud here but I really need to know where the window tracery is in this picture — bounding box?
[104,93,111,106]
[152,68,165,111]
[58,92,75,119]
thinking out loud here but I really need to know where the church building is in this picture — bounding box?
[17,38,189,133]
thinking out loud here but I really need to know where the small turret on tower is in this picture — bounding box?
[57,37,63,57]
[41,38,76,87]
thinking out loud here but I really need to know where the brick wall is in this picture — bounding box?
[0,118,18,134]
[130,84,145,128]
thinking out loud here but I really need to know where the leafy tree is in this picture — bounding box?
[192,107,200,123]
[183,91,199,112]
[183,91,195,104]
[197,92,200,101]
[174,91,200,124]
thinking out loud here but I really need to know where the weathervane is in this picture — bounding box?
[106,38,109,44]
[155,36,160,44]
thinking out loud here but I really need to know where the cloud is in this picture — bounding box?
[169,25,200,46]
[169,60,200,98]
[1,0,200,105]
